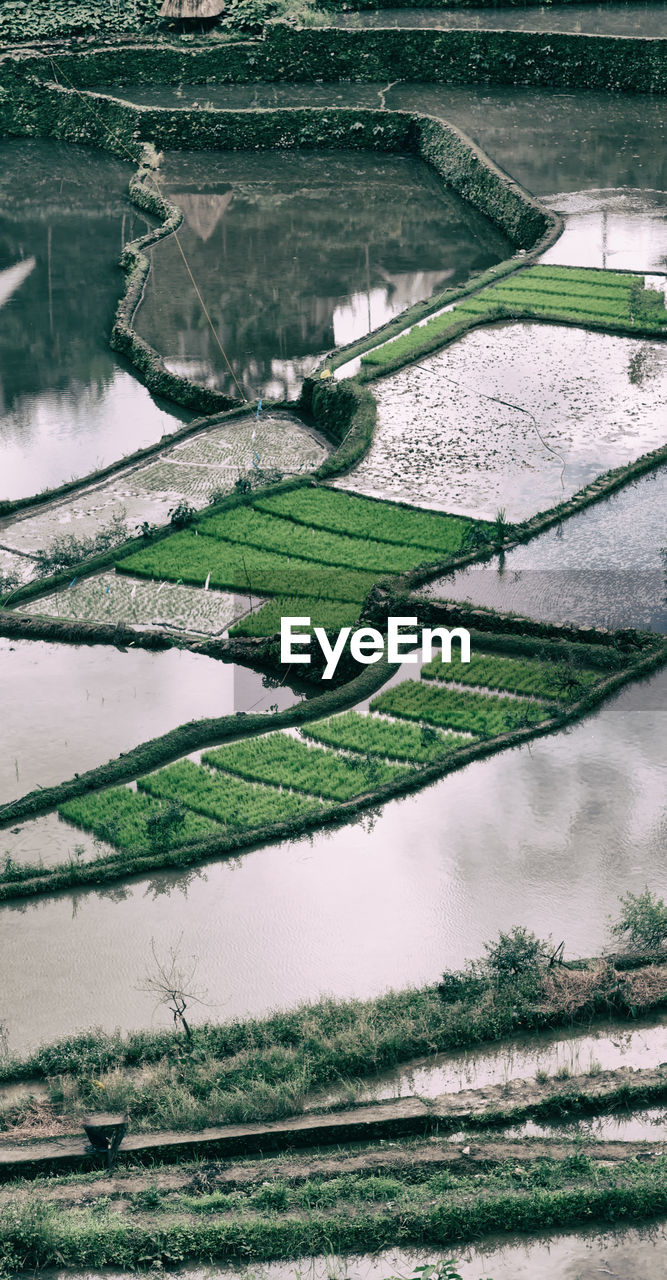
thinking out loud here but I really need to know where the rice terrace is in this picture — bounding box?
[0,0,666,1276]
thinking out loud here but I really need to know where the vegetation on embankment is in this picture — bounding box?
[0,1139,665,1272]
[1,944,664,1133]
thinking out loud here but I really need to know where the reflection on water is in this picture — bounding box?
[45,1222,667,1280]
[0,141,190,501]
[106,83,667,200]
[320,1018,667,1106]
[330,3,667,37]
[542,189,667,271]
[0,668,664,1053]
[0,639,306,805]
[422,467,667,632]
[135,150,511,402]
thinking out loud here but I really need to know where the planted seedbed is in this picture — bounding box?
[138,760,326,827]
[59,788,221,856]
[203,733,412,801]
[230,597,361,638]
[117,533,375,603]
[303,710,471,764]
[254,488,481,554]
[371,680,551,735]
[421,649,601,701]
[198,506,433,575]
[362,265,667,370]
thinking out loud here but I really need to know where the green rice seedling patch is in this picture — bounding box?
[302,710,472,764]
[117,533,375,602]
[421,649,601,702]
[254,487,482,555]
[198,507,433,575]
[203,733,412,801]
[138,760,326,826]
[230,597,361,638]
[58,788,221,856]
[371,680,551,736]
[362,265,667,369]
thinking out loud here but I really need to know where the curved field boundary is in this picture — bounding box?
[0,635,663,901]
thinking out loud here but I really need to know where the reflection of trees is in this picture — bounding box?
[137,153,511,400]
[143,865,207,899]
[0,141,149,413]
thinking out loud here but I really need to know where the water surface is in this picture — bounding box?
[329,3,667,36]
[0,668,663,1053]
[135,150,511,402]
[0,140,188,501]
[0,639,305,805]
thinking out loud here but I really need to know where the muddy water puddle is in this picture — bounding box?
[0,140,188,502]
[316,1018,667,1108]
[134,150,511,402]
[504,1106,667,1143]
[329,4,667,36]
[336,325,667,520]
[0,639,305,806]
[421,466,667,632]
[0,668,663,1053]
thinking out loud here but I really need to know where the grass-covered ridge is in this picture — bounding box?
[361,265,667,371]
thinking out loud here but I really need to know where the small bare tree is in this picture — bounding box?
[139,935,207,1040]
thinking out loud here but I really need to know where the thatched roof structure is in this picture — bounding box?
[160,0,226,17]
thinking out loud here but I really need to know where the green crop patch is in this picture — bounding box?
[421,649,600,702]
[117,533,375,603]
[362,265,667,370]
[203,732,412,802]
[303,710,472,764]
[230,597,361,638]
[372,680,551,736]
[138,760,326,827]
[59,788,221,855]
[198,506,432,575]
[254,488,481,555]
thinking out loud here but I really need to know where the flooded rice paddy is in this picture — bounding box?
[0,409,327,583]
[336,325,667,519]
[0,639,305,806]
[0,140,188,501]
[422,466,667,633]
[329,3,667,37]
[134,150,512,402]
[318,1018,667,1107]
[47,1221,667,1280]
[106,83,667,202]
[1,666,663,1053]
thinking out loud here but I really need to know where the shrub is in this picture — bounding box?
[610,887,667,953]
[484,927,550,980]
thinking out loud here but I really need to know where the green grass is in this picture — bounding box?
[303,710,472,763]
[203,732,411,801]
[229,596,361,637]
[138,759,326,826]
[254,487,481,554]
[117,532,375,602]
[58,789,221,855]
[361,265,667,370]
[198,506,435,574]
[1,1158,665,1273]
[0,0,161,42]
[421,649,600,702]
[371,680,551,735]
